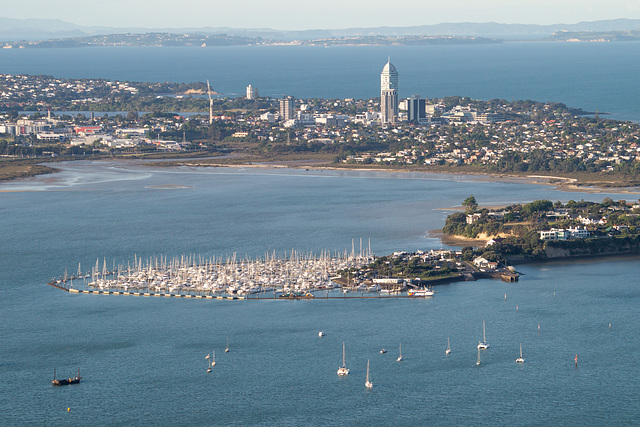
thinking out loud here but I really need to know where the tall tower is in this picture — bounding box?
[207,80,214,125]
[380,59,399,124]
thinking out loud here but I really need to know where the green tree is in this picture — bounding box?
[462,195,478,213]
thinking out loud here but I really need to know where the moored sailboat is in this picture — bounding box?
[477,320,489,349]
[516,343,525,363]
[52,367,82,386]
[337,342,350,376]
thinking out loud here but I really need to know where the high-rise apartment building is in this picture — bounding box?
[246,85,258,100]
[279,96,295,120]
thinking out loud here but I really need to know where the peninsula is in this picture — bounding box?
[49,196,640,300]
[2,73,640,188]
[1,33,499,49]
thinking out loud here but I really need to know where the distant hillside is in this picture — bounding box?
[3,33,258,48]
[0,33,500,48]
[546,29,640,42]
[1,17,640,42]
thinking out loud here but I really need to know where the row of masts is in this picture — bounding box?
[58,240,375,296]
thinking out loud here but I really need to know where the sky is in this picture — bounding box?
[2,0,640,30]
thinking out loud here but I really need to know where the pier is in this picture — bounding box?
[58,288,426,300]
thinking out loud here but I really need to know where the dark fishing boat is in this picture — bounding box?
[52,367,82,386]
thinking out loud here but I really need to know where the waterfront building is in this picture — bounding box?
[280,96,295,120]
[539,227,591,241]
[380,59,399,124]
[246,84,258,100]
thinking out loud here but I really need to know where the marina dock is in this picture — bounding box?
[57,288,425,299]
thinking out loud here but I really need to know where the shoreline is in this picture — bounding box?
[428,230,491,247]
[3,155,640,194]
[152,158,640,193]
[510,252,640,266]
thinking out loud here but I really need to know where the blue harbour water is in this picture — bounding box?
[2,162,640,425]
[2,43,640,424]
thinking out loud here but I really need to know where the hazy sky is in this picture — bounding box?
[3,0,640,29]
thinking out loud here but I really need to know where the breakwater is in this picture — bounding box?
[50,287,429,300]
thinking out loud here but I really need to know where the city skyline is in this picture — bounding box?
[1,1,639,31]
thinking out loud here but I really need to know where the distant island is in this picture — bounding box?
[1,73,640,188]
[1,33,500,48]
[546,29,640,42]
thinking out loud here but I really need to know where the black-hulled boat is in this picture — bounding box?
[52,367,82,386]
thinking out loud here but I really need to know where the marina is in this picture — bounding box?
[51,246,374,296]
[46,244,450,299]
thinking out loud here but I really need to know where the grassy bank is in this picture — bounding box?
[0,161,57,182]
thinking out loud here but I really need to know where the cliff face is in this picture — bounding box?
[544,236,640,258]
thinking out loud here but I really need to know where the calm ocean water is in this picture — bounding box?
[1,162,640,425]
[2,43,640,424]
[1,42,640,121]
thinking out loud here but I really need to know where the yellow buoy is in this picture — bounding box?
[67,408,71,412]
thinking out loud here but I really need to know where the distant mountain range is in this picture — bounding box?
[1,17,640,42]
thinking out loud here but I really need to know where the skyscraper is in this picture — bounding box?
[380,59,399,124]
